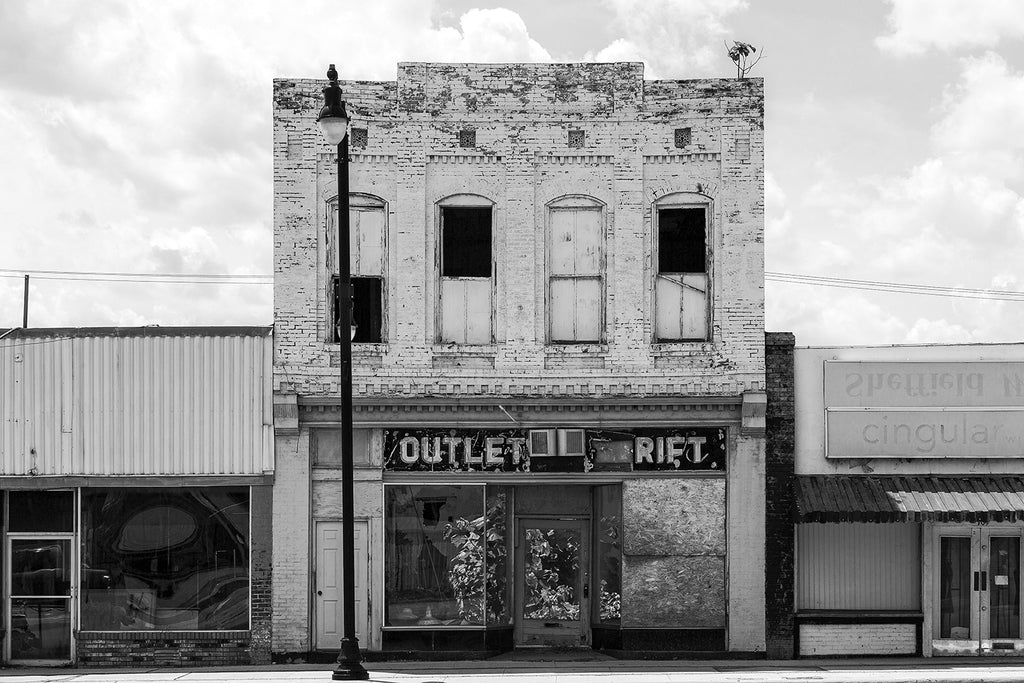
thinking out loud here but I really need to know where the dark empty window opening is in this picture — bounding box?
[442,207,492,277]
[350,127,368,148]
[459,129,476,148]
[658,208,706,273]
[333,275,383,343]
[568,130,585,148]
[674,128,692,148]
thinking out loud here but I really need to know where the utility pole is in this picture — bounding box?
[22,274,28,328]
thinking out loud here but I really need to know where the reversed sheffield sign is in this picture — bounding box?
[825,361,1024,458]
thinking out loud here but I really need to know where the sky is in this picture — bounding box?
[1,0,1023,346]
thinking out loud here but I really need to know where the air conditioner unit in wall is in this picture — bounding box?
[558,429,587,457]
[528,429,556,457]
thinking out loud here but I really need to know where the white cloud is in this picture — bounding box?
[770,52,1024,344]
[0,1,556,328]
[765,172,791,240]
[428,8,552,63]
[589,0,747,77]
[766,284,908,345]
[904,318,974,344]
[877,0,1024,56]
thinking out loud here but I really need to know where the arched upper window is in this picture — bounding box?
[546,195,605,343]
[653,192,711,341]
[326,193,387,343]
[437,194,495,345]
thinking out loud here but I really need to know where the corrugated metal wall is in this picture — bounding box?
[0,331,273,476]
[797,523,920,610]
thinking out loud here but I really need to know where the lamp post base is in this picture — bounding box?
[332,637,369,680]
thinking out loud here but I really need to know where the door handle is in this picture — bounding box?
[317,590,323,596]
[982,571,988,591]
[583,584,589,598]
[975,572,980,591]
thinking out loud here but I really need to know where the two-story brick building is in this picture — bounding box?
[272,62,766,658]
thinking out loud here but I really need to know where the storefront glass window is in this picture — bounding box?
[485,487,509,624]
[80,488,249,631]
[939,536,971,639]
[8,491,74,533]
[595,485,621,623]
[990,536,1021,639]
[386,485,508,627]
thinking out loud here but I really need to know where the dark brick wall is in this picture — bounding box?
[765,332,796,658]
[77,631,250,667]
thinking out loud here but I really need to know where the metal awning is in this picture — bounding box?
[795,476,1024,523]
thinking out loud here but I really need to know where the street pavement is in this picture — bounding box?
[7,658,1024,683]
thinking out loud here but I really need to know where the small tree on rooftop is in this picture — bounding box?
[727,40,763,79]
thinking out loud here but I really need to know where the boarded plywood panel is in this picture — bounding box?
[656,274,707,340]
[440,278,490,344]
[351,207,385,276]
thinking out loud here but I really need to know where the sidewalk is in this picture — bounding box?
[6,657,1024,683]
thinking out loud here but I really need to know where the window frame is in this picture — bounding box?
[326,193,388,344]
[435,194,496,345]
[652,193,713,343]
[546,195,606,344]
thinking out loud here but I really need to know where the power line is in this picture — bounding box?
[0,268,271,285]
[766,271,1024,301]
[0,268,270,280]
[2,267,1021,301]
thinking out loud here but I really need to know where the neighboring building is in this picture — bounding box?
[272,62,766,658]
[793,343,1024,658]
[0,327,273,666]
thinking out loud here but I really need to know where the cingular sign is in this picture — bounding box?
[824,361,1024,459]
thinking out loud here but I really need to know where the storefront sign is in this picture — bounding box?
[383,428,727,472]
[825,361,1024,407]
[825,361,1024,458]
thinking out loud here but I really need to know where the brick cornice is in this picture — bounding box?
[297,396,742,427]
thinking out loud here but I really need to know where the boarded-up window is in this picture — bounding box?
[655,205,708,341]
[328,195,386,343]
[440,205,492,344]
[549,205,602,342]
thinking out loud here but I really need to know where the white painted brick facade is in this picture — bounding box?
[273,62,766,655]
[273,63,764,399]
[799,623,917,656]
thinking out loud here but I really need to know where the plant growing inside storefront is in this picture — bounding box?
[442,493,507,624]
[524,528,581,620]
[598,512,621,621]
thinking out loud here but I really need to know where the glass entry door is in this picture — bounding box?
[935,526,1023,656]
[7,537,74,662]
[514,518,589,647]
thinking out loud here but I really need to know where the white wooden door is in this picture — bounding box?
[315,520,368,650]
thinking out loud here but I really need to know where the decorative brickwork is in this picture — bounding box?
[272,63,765,401]
[765,332,796,658]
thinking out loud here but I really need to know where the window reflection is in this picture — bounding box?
[80,488,249,631]
[386,485,508,626]
[596,486,621,622]
[10,599,70,660]
[11,540,71,597]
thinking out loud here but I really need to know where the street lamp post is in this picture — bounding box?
[317,63,369,682]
